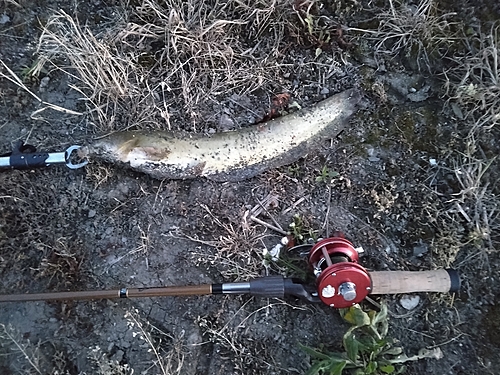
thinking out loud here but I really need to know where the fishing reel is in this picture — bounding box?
[308,237,372,308]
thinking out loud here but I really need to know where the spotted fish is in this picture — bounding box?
[83,89,360,182]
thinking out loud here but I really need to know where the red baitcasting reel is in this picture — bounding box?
[309,237,371,308]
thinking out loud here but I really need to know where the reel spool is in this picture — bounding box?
[309,237,371,308]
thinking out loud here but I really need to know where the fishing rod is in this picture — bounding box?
[0,237,460,308]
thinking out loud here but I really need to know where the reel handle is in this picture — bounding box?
[369,269,460,295]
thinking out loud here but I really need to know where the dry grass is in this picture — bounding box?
[450,140,498,251]
[350,0,456,70]
[427,137,499,267]
[0,323,43,374]
[0,59,83,119]
[1,0,21,7]
[35,1,294,132]
[126,0,286,123]
[446,23,500,130]
[183,203,267,281]
[124,309,186,375]
[36,11,149,131]
[197,300,302,373]
[88,346,134,375]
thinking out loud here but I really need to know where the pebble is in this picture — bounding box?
[400,295,420,310]
[39,76,50,90]
[413,244,428,257]
[88,209,97,218]
[0,14,10,24]
[320,87,330,95]
[114,349,124,362]
[219,113,235,130]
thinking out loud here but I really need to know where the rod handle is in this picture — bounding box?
[369,269,460,295]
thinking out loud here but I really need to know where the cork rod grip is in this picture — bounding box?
[370,269,460,295]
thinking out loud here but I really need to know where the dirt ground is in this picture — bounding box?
[0,0,499,374]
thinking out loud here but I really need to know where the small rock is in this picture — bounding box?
[451,102,464,119]
[407,85,431,102]
[88,209,97,218]
[39,76,50,91]
[413,243,428,257]
[113,349,124,363]
[120,340,131,349]
[320,87,330,95]
[400,295,420,310]
[0,14,10,24]
[218,113,235,130]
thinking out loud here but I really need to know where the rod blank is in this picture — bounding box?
[0,285,213,303]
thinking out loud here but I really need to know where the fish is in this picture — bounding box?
[83,89,361,182]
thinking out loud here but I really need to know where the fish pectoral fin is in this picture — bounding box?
[130,147,171,162]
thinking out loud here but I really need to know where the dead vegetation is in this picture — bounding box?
[0,172,87,293]
[428,137,499,268]
[0,323,43,374]
[185,203,268,281]
[124,309,186,375]
[34,0,296,132]
[36,10,149,131]
[446,23,500,131]
[350,0,457,70]
[197,299,309,373]
[31,0,358,133]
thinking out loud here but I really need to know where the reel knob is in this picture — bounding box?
[309,237,371,308]
[339,282,357,301]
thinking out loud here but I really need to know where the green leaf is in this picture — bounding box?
[366,360,378,374]
[306,360,329,375]
[343,332,359,362]
[380,364,395,374]
[369,305,389,339]
[383,346,403,356]
[329,360,347,375]
[299,343,333,361]
[395,365,406,374]
[342,305,370,328]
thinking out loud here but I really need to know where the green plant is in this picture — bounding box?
[316,165,340,183]
[288,164,302,178]
[301,304,443,375]
[289,214,317,242]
